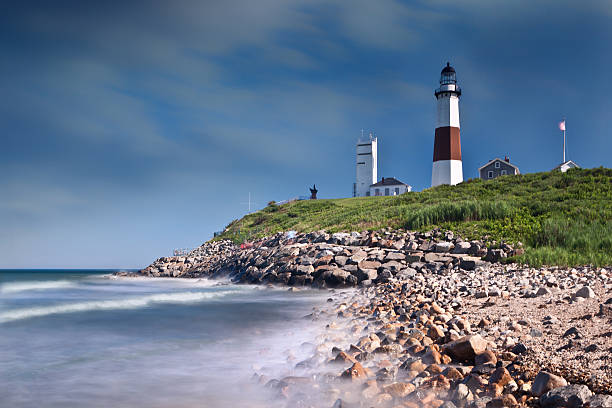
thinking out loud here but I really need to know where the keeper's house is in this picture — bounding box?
[369,177,411,196]
[478,157,520,180]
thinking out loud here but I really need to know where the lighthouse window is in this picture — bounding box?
[488,171,494,179]
[495,161,501,168]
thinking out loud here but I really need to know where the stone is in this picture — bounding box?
[575,286,595,298]
[453,383,470,400]
[341,362,369,382]
[358,260,381,270]
[443,334,487,363]
[334,351,357,365]
[355,268,378,282]
[475,350,497,366]
[435,242,454,253]
[383,382,415,398]
[385,252,405,261]
[536,287,551,296]
[510,343,527,355]
[589,394,612,408]
[540,384,593,408]
[489,367,512,387]
[531,371,568,397]
[452,241,472,254]
[401,358,427,373]
[443,367,464,380]
[485,395,517,408]
[295,264,314,275]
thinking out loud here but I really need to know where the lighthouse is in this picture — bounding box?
[431,62,463,187]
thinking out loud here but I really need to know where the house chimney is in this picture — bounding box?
[382,177,385,182]
[504,156,509,162]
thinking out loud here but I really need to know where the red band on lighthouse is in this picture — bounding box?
[433,126,461,162]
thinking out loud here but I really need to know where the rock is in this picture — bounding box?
[589,394,612,408]
[400,358,427,373]
[453,241,472,254]
[575,286,595,298]
[443,334,487,363]
[385,252,405,261]
[488,367,512,387]
[383,382,415,398]
[355,268,378,282]
[540,384,593,408]
[485,395,517,408]
[453,383,471,400]
[531,371,568,397]
[475,350,497,366]
[358,260,381,270]
[484,249,506,263]
[341,362,369,382]
[536,287,551,296]
[334,351,357,365]
[435,242,454,253]
[510,343,527,355]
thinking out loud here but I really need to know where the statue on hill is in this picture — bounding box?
[309,184,318,200]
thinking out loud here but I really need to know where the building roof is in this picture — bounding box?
[478,158,520,172]
[370,177,409,187]
[553,160,580,170]
[441,62,455,74]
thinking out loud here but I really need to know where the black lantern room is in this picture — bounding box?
[440,62,456,85]
[435,62,461,98]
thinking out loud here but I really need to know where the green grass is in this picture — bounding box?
[217,167,612,267]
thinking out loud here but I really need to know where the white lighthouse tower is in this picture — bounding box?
[431,62,463,187]
[354,132,377,197]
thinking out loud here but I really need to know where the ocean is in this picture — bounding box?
[0,270,330,408]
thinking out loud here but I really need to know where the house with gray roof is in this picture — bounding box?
[369,177,411,196]
[478,157,520,180]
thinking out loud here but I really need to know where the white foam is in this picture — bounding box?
[0,290,240,323]
[0,280,76,294]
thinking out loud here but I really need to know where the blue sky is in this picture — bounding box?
[1,1,611,268]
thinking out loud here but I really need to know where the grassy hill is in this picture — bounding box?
[217,168,612,267]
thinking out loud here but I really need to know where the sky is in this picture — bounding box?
[1,0,611,269]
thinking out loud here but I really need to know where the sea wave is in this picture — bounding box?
[0,280,76,294]
[0,290,240,323]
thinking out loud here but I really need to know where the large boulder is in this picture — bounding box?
[443,334,487,363]
[531,371,568,397]
[540,384,592,408]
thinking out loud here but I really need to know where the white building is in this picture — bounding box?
[370,177,411,197]
[432,62,463,187]
[553,160,580,173]
[354,134,377,197]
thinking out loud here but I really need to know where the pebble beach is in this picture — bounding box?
[125,229,612,407]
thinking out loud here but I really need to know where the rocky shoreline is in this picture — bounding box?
[123,230,612,407]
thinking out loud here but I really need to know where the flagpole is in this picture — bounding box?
[563,117,566,163]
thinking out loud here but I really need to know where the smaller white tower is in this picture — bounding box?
[354,133,377,197]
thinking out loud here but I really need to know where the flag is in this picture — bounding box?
[559,120,566,131]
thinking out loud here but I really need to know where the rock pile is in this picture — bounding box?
[136,230,523,286]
